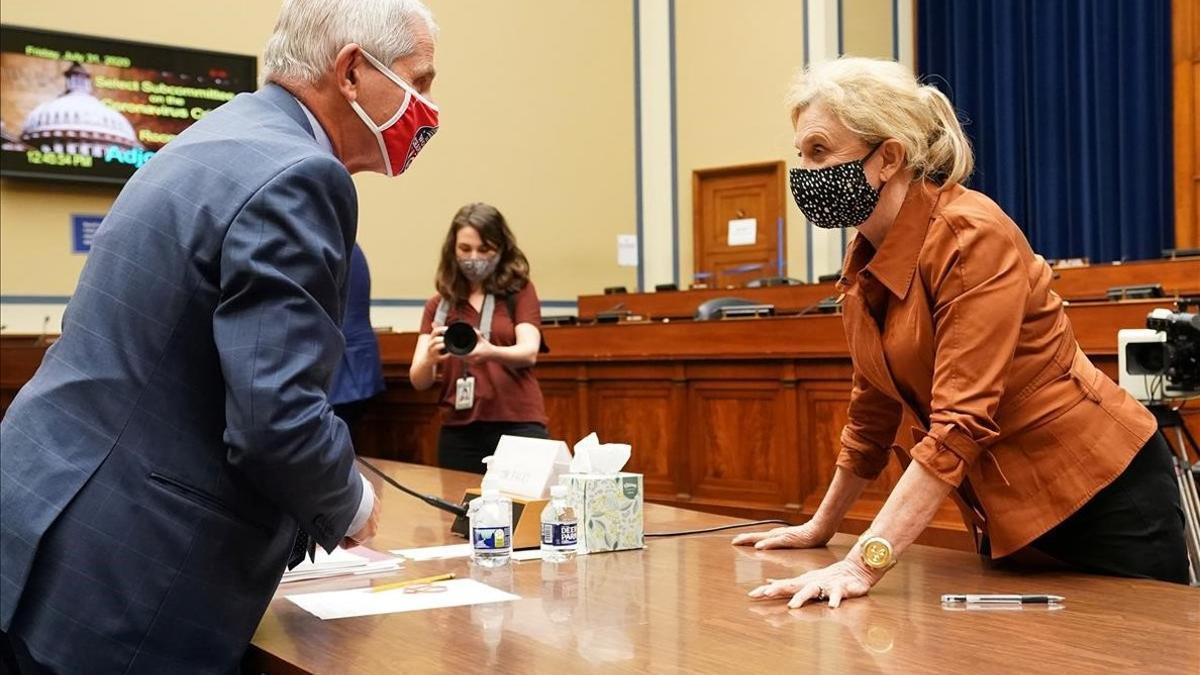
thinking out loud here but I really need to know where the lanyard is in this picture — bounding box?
[434,294,495,340]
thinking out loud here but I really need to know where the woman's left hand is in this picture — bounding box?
[465,333,497,365]
[748,559,880,609]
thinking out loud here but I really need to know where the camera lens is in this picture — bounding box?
[1126,342,1165,375]
[444,322,478,356]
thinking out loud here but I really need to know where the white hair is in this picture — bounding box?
[262,0,438,86]
[787,57,974,187]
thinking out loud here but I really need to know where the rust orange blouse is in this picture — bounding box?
[836,180,1156,558]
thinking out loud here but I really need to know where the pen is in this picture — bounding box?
[941,594,1064,604]
[369,573,456,593]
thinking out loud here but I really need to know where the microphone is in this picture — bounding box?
[36,315,51,346]
[356,456,468,517]
[595,301,629,324]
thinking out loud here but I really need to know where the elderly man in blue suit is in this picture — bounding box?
[0,0,440,671]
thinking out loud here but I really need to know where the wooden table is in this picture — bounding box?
[245,461,1200,674]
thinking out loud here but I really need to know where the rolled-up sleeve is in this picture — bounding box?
[837,370,902,480]
[909,213,1030,487]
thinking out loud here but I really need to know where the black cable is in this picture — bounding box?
[356,457,468,517]
[645,519,793,538]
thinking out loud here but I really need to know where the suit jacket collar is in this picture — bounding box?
[256,82,316,140]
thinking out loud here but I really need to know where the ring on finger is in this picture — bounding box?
[815,587,827,601]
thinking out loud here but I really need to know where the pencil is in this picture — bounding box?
[368,573,456,593]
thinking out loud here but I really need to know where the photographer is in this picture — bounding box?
[410,203,548,473]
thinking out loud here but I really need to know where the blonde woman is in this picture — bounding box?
[734,57,1187,607]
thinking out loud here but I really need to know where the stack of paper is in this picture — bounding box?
[280,546,401,584]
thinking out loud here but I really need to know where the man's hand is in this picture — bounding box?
[342,490,381,548]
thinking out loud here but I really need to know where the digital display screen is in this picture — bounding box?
[0,24,256,184]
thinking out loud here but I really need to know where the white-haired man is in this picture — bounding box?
[0,1,437,672]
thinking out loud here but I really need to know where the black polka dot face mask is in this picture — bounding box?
[789,144,883,229]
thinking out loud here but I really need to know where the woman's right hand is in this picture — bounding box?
[426,325,450,363]
[731,520,835,550]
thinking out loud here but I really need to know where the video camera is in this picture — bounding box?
[1118,298,1200,401]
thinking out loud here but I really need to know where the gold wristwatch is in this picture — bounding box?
[858,533,897,571]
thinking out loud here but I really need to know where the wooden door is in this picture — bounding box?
[692,161,787,288]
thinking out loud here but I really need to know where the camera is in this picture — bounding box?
[443,321,478,357]
[1119,300,1200,401]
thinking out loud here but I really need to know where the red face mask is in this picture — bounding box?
[349,49,439,176]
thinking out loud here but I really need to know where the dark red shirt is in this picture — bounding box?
[420,281,547,427]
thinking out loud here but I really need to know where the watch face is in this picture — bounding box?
[862,539,892,569]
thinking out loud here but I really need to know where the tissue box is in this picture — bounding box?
[561,472,644,554]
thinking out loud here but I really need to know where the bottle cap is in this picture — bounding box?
[550,485,567,498]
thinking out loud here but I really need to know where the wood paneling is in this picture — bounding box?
[578,282,837,320]
[1050,258,1200,300]
[1175,0,1200,248]
[588,381,680,498]
[797,382,854,514]
[540,377,585,446]
[0,335,53,418]
[353,386,439,465]
[687,380,799,511]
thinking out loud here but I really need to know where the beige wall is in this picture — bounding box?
[674,0,807,282]
[674,0,899,283]
[0,0,636,330]
[842,0,896,59]
[0,0,902,332]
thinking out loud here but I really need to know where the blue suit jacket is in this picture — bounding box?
[329,244,385,406]
[0,84,363,673]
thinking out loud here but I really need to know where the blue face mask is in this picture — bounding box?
[789,144,883,229]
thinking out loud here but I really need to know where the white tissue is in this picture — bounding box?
[569,433,632,474]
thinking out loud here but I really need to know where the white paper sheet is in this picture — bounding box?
[727,218,757,246]
[390,543,473,561]
[286,579,519,620]
[617,234,639,267]
[486,435,572,499]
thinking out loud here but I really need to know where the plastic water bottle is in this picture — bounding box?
[469,487,512,567]
[540,485,578,562]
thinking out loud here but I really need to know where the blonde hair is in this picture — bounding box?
[787,57,973,187]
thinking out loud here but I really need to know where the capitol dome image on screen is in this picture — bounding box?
[14,61,142,156]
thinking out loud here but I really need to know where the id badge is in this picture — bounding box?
[455,376,476,410]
